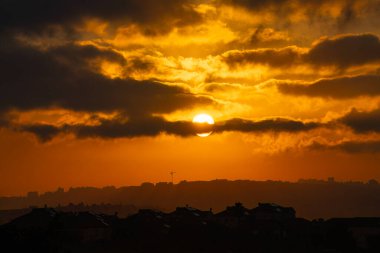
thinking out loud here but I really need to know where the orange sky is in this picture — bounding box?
[1,0,380,196]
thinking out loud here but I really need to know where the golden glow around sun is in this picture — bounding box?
[192,113,215,124]
[192,113,215,137]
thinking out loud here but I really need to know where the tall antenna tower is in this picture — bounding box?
[170,171,176,184]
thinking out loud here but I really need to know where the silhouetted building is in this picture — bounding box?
[54,212,111,242]
[252,203,296,221]
[328,177,335,183]
[327,218,380,250]
[27,191,39,198]
[3,202,380,252]
[5,207,56,230]
[117,209,170,238]
[215,202,251,228]
[169,205,212,226]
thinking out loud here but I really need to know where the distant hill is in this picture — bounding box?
[1,179,380,219]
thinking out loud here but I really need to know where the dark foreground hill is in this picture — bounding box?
[1,179,380,219]
[1,203,380,253]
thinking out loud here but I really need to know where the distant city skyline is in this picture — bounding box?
[2,179,380,219]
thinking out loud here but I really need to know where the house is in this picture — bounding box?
[168,205,213,227]
[53,211,111,242]
[4,207,57,230]
[117,209,170,237]
[215,202,251,228]
[327,217,380,250]
[251,203,296,221]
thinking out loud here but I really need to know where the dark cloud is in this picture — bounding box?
[50,43,126,67]
[222,27,290,52]
[17,116,214,141]
[223,34,380,70]
[16,116,321,142]
[0,112,11,127]
[337,1,356,30]
[220,0,290,10]
[277,75,380,99]
[249,27,289,47]
[124,56,157,75]
[20,124,63,142]
[220,0,379,29]
[221,0,376,13]
[0,41,212,116]
[18,106,380,143]
[340,108,380,133]
[305,34,380,69]
[223,47,302,68]
[214,118,320,133]
[0,0,202,35]
[310,140,380,154]
[73,117,215,139]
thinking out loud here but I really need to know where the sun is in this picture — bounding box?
[192,113,215,137]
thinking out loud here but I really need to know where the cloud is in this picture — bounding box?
[220,0,291,10]
[223,27,291,51]
[20,124,63,142]
[220,0,380,29]
[222,46,303,68]
[49,43,127,66]
[222,34,380,70]
[277,75,380,99]
[249,27,290,47]
[214,118,320,133]
[305,34,380,69]
[15,116,321,142]
[310,140,380,154]
[202,83,243,93]
[340,108,380,133]
[16,116,213,141]
[0,111,12,127]
[0,0,202,36]
[0,41,212,116]
[9,100,380,153]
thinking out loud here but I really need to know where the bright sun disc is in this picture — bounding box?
[192,113,214,137]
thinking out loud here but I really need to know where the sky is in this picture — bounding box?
[1,0,380,196]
